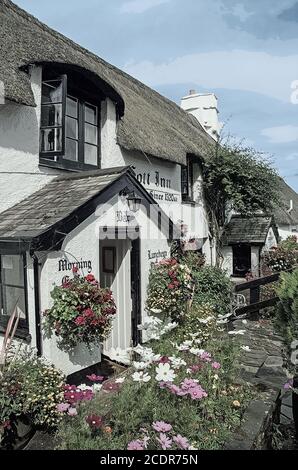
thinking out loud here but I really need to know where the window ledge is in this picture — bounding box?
[182,199,196,206]
[0,324,32,343]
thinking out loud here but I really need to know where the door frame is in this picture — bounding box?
[131,238,142,346]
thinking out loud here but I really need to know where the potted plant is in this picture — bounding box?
[43,272,116,350]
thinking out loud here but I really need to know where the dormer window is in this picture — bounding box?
[40,70,100,171]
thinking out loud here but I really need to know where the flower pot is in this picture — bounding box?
[293,376,298,438]
[0,416,35,450]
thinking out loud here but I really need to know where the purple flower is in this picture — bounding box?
[168,384,181,395]
[158,381,170,389]
[127,440,144,450]
[57,403,70,413]
[173,434,190,450]
[284,379,294,390]
[68,407,78,417]
[156,433,172,450]
[152,421,173,433]
[200,352,212,362]
[212,362,221,370]
[180,378,198,391]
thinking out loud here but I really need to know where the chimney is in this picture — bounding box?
[287,199,294,214]
[181,90,221,141]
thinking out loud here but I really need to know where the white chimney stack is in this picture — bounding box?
[181,90,221,140]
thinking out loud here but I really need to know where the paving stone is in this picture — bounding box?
[281,405,293,421]
[282,394,293,408]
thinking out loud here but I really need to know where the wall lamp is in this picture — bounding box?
[119,187,142,213]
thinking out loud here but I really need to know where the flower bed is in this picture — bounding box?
[55,321,253,450]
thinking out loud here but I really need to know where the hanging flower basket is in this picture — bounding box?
[43,273,117,350]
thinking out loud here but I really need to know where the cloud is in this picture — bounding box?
[120,0,170,14]
[124,49,298,102]
[261,125,298,143]
[230,3,254,22]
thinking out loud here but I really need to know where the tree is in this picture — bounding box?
[203,138,282,264]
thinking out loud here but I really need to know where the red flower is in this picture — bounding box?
[83,308,95,319]
[2,420,11,430]
[158,356,170,364]
[85,274,95,283]
[103,382,120,393]
[86,414,104,430]
[75,316,86,326]
[173,280,180,287]
[72,266,79,274]
[103,307,117,316]
[168,284,175,290]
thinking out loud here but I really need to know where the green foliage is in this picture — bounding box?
[176,303,219,345]
[0,348,65,443]
[192,265,233,316]
[146,258,193,322]
[262,236,298,273]
[43,274,116,350]
[56,330,252,450]
[203,142,281,226]
[275,268,298,345]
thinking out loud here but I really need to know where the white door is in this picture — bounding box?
[99,239,133,356]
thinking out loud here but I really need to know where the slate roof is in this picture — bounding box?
[222,215,277,245]
[0,0,214,165]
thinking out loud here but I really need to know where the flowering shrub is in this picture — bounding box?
[146,258,193,322]
[262,236,298,273]
[43,273,116,350]
[177,303,219,345]
[0,348,65,446]
[127,422,192,450]
[275,268,298,345]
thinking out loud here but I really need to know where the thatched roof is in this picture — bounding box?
[274,178,298,226]
[0,0,214,165]
[222,215,277,245]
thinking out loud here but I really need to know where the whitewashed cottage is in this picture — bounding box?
[0,0,215,375]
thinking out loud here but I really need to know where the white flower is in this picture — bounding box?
[242,320,248,325]
[241,346,251,352]
[190,348,205,356]
[78,384,93,391]
[186,368,192,374]
[213,374,219,381]
[132,371,151,383]
[115,377,126,384]
[150,309,162,314]
[198,316,214,324]
[133,361,150,370]
[228,330,246,336]
[217,319,228,325]
[169,356,187,369]
[109,347,131,365]
[93,384,103,392]
[161,322,178,334]
[155,363,176,382]
[177,340,193,351]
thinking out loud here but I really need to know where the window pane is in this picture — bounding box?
[84,144,98,166]
[65,138,78,161]
[0,286,26,318]
[67,97,78,118]
[41,104,62,127]
[42,80,63,104]
[85,104,97,125]
[85,123,98,145]
[66,116,78,139]
[1,255,24,287]
[40,128,62,153]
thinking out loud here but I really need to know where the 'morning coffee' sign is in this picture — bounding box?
[58,258,93,273]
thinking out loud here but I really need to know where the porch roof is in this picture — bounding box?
[222,215,276,245]
[0,167,178,251]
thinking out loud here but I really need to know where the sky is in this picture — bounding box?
[14,0,298,191]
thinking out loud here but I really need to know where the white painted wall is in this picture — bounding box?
[181,91,220,140]
[278,225,298,240]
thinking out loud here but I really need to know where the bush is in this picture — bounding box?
[146,258,193,322]
[43,273,116,350]
[192,266,233,316]
[177,304,219,345]
[262,236,298,273]
[275,268,298,345]
[0,348,65,445]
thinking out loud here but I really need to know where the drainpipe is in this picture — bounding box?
[32,254,42,357]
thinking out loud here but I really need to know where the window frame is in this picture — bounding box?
[39,73,101,171]
[181,157,194,202]
[0,253,29,333]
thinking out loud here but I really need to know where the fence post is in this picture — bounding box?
[250,286,260,305]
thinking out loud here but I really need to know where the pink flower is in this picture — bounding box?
[57,403,70,413]
[212,362,221,370]
[103,382,120,393]
[85,274,96,283]
[156,433,172,450]
[284,379,294,390]
[158,381,170,389]
[173,434,190,450]
[158,356,171,364]
[68,408,78,417]
[189,386,208,400]
[168,384,181,395]
[152,421,173,433]
[200,352,212,362]
[87,374,105,382]
[190,364,203,373]
[127,440,144,451]
[86,414,104,430]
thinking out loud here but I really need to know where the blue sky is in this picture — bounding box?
[15,0,298,191]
